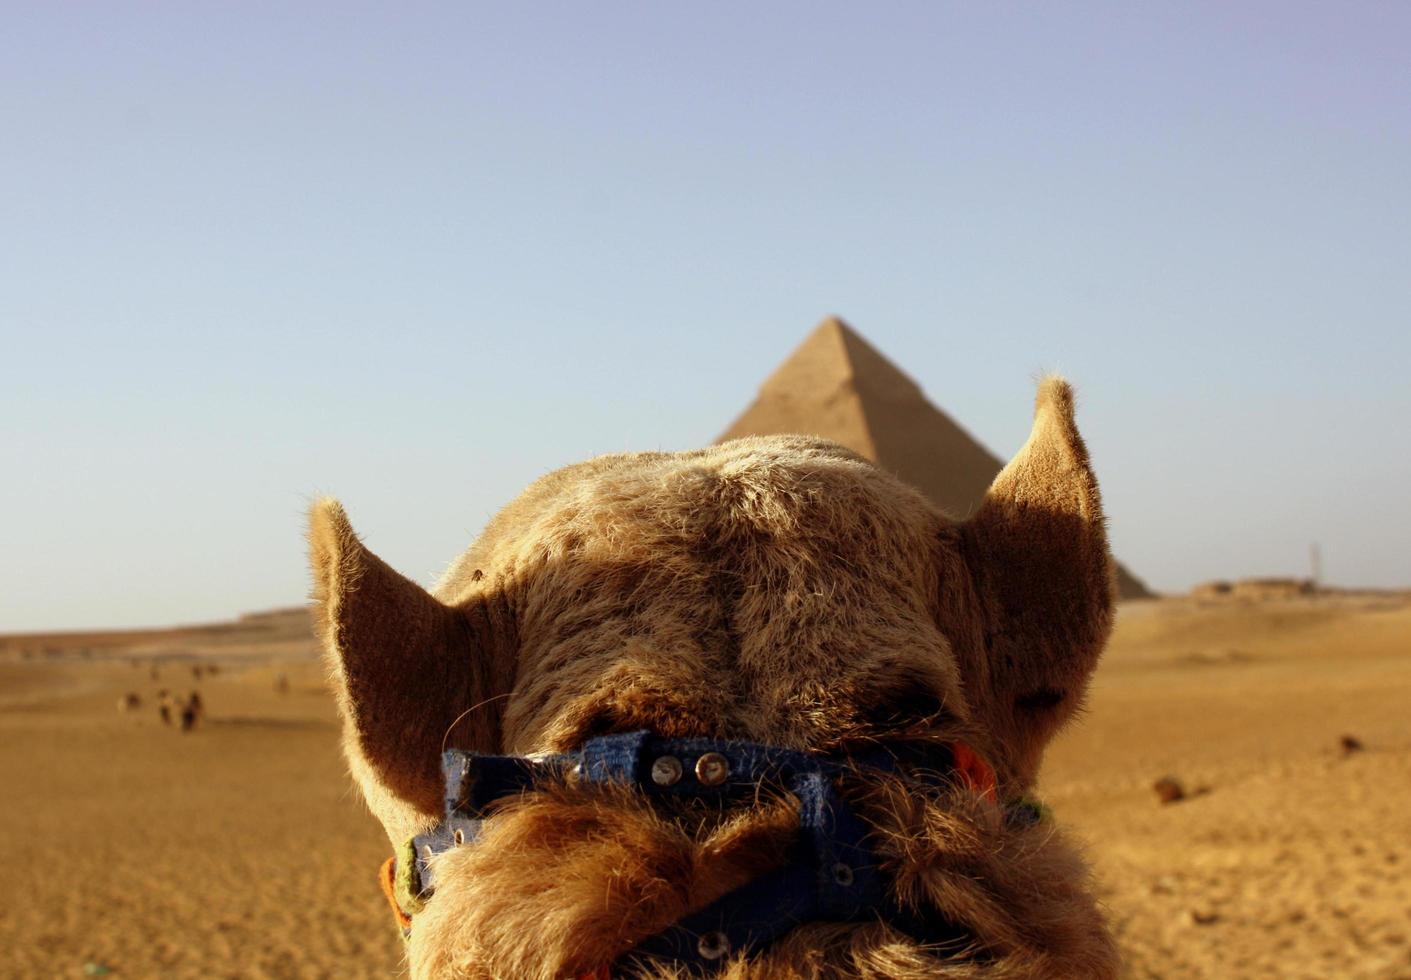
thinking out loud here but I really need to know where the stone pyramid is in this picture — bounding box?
[718,316,1152,599]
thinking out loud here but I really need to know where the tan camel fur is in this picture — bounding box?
[309,378,1118,979]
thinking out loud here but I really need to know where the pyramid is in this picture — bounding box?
[718,317,1153,599]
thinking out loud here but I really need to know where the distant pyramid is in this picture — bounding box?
[719,317,1152,599]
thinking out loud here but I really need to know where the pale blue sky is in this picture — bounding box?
[3,3,1408,630]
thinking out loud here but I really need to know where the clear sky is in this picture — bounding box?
[3,3,1408,631]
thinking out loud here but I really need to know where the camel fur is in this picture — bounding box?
[309,377,1119,978]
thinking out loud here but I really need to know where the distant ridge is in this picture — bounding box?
[0,606,317,663]
[719,317,1152,599]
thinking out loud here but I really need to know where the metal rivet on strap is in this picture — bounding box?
[697,930,730,960]
[651,755,684,787]
[694,751,730,787]
[831,862,855,887]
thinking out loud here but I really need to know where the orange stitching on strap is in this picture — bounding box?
[379,856,413,930]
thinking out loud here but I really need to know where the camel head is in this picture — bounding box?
[309,378,1117,978]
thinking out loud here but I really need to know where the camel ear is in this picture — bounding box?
[309,498,506,844]
[961,379,1115,781]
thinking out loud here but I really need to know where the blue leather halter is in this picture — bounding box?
[396,731,1034,975]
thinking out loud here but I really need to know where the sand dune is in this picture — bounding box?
[1047,594,1411,979]
[0,656,397,979]
[2,593,1408,977]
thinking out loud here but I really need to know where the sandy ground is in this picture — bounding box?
[1,593,1408,978]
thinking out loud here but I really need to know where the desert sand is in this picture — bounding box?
[2,592,1408,978]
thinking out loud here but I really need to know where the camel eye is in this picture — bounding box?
[1015,687,1066,712]
[574,708,625,742]
[861,688,950,733]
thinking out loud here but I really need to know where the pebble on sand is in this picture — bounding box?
[1153,776,1187,805]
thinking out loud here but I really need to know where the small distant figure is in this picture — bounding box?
[192,664,204,680]
[158,689,175,726]
[180,690,205,732]
[206,663,220,677]
[1339,734,1365,756]
[117,692,142,712]
[274,672,290,695]
[1152,776,1187,805]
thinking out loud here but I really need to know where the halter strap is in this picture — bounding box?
[386,731,1034,975]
